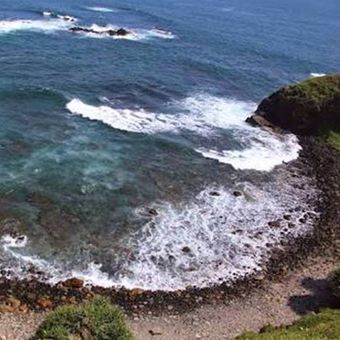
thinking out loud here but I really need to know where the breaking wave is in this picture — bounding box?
[42,11,78,22]
[0,18,72,34]
[85,7,118,13]
[310,73,326,78]
[66,94,301,171]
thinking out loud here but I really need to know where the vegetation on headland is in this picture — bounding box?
[237,268,340,339]
[326,130,340,150]
[237,309,340,340]
[253,74,340,135]
[33,296,133,340]
[282,75,340,108]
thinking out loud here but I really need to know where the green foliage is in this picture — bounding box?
[33,296,133,340]
[328,269,340,299]
[236,309,340,340]
[282,75,340,110]
[327,130,340,150]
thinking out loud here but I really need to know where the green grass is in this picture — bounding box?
[236,309,340,340]
[282,75,340,110]
[33,296,133,340]
[327,130,340,150]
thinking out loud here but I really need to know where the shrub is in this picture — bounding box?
[283,75,340,109]
[327,130,340,150]
[236,309,340,339]
[328,268,340,299]
[33,296,133,340]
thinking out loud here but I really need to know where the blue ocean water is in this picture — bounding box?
[0,0,338,290]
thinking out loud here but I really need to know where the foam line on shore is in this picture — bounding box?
[0,177,319,290]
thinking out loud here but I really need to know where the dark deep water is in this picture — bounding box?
[0,0,338,290]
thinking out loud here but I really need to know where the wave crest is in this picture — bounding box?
[310,73,326,78]
[66,94,301,171]
[0,18,72,34]
[85,7,117,13]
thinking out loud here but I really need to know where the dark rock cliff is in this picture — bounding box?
[247,74,340,135]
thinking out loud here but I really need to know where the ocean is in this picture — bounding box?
[0,0,339,290]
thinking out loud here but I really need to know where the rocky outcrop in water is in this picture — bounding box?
[247,74,340,135]
[69,26,131,37]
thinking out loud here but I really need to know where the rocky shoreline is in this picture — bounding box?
[0,135,338,317]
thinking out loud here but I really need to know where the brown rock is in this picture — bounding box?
[129,288,144,297]
[18,304,28,314]
[63,277,84,289]
[7,296,21,309]
[0,304,14,313]
[37,297,52,309]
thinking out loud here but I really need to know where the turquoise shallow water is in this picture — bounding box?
[0,0,338,290]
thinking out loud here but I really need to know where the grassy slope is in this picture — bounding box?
[237,309,340,340]
[283,75,340,109]
[327,130,340,150]
[284,75,340,149]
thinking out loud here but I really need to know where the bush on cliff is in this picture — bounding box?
[236,309,340,339]
[254,74,340,135]
[33,296,133,340]
[327,130,340,150]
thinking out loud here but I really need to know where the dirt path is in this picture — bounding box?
[0,256,338,340]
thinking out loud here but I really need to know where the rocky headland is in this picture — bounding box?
[247,74,340,135]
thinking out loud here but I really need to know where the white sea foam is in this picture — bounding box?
[2,234,28,249]
[310,73,326,78]
[67,98,172,132]
[0,177,318,291]
[67,94,301,171]
[69,262,115,288]
[0,18,72,34]
[0,234,115,286]
[1,235,49,269]
[85,6,117,13]
[111,181,318,290]
[42,11,77,22]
